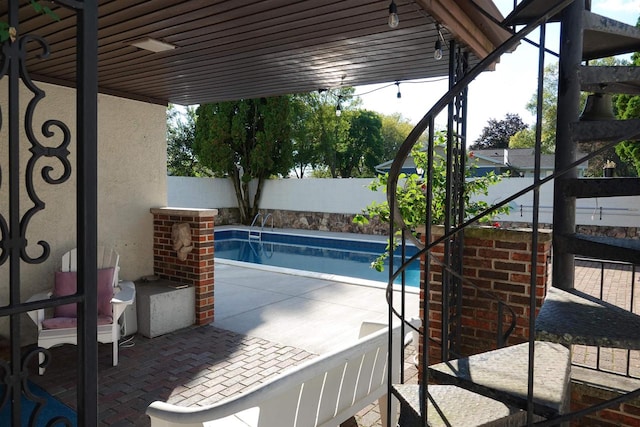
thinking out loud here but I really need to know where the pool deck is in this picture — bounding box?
[214,262,419,354]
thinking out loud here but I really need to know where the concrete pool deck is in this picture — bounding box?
[213,262,420,354]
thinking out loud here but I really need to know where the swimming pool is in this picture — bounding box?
[214,228,420,287]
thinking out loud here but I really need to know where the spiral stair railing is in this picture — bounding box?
[384,0,640,425]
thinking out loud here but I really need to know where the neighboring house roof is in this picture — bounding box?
[376,148,588,174]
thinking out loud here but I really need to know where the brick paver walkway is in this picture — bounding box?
[32,326,316,426]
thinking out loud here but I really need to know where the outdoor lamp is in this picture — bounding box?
[434,39,443,60]
[396,81,401,99]
[388,1,399,28]
[434,24,444,60]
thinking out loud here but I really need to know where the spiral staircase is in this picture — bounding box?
[385,0,640,425]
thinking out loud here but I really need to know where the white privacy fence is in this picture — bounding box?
[167,176,640,227]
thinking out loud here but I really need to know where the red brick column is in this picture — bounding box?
[421,226,552,364]
[150,207,217,325]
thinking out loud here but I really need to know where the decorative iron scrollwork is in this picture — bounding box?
[0,349,73,427]
[0,33,71,266]
[0,20,75,427]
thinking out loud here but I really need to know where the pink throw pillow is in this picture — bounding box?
[52,268,115,318]
[53,271,78,318]
[97,267,115,317]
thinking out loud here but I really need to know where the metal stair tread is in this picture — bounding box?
[559,233,640,264]
[580,66,640,95]
[536,287,640,349]
[392,384,539,426]
[502,0,562,27]
[570,119,640,143]
[583,11,640,60]
[427,341,570,419]
[561,177,640,198]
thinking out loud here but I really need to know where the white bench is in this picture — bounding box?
[146,322,402,427]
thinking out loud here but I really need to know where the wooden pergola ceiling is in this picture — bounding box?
[12,0,508,106]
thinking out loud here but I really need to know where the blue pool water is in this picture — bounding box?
[214,229,420,287]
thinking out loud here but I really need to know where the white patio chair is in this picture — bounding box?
[27,247,135,375]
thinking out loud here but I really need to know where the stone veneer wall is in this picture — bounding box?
[215,209,638,241]
[150,207,217,325]
[216,208,389,234]
[422,226,553,364]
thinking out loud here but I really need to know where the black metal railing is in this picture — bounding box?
[573,257,640,378]
[384,0,640,425]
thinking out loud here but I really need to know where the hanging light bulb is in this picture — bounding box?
[388,1,399,28]
[434,39,443,60]
[396,81,401,99]
[336,96,342,117]
[434,24,443,60]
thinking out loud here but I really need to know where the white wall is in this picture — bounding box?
[481,178,640,228]
[0,82,166,342]
[168,177,386,214]
[168,176,640,227]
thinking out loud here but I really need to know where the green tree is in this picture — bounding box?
[471,113,528,150]
[615,19,640,176]
[320,88,357,177]
[507,63,559,154]
[194,97,293,224]
[354,135,509,271]
[380,113,415,161]
[337,110,384,177]
[289,93,320,178]
[167,105,212,177]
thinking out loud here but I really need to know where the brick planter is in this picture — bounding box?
[421,226,552,364]
[150,207,217,325]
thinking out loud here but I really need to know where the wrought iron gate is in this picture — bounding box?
[0,1,98,425]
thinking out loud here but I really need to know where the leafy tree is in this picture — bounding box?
[289,93,321,178]
[380,113,415,161]
[336,110,384,177]
[194,97,293,224]
[320,88,357,177]
[615,19,640,176]
[167,105,212,177]
[471,113,528,150]
[354,133,509,271]
[507,63,559,154]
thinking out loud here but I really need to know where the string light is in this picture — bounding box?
[336,95,342,117]
[434,24,444,60]
[388,0,399,28]
[395,81,401,99]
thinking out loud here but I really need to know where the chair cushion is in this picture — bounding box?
[53,268,115,318]
[42,315,113,330]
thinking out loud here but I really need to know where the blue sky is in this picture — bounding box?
[357,0,640,143]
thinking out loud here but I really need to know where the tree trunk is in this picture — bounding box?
[230,168,250,224]
[250,177,265,221]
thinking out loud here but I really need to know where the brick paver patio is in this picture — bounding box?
[29,324,417,426]
[20,259,638,426]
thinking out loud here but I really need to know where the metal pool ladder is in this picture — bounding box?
[249,212,274,241]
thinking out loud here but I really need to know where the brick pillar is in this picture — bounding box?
[150,207,218,325]
[422,226,553,364]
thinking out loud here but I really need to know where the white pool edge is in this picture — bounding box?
[215,258,420,295]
